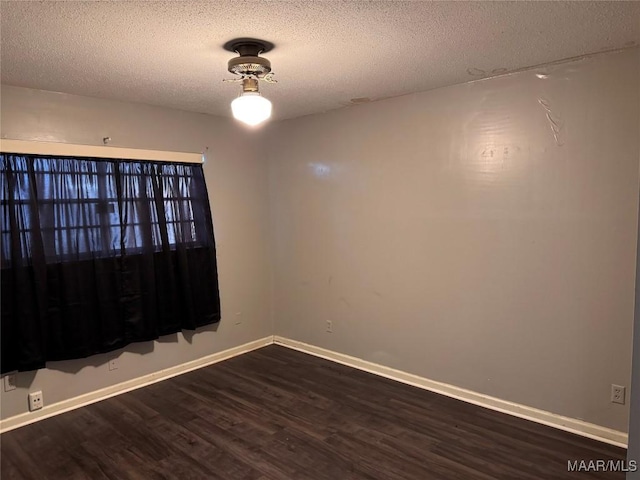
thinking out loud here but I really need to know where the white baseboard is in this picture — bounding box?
[1,334,628,449]
[0,336,274,434]
[273,336,628,448]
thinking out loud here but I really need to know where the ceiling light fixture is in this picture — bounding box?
[223,38,277,127]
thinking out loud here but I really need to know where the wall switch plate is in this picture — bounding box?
[611,384,626,404]
[28,391,43,411]
[3,373,17,392]
[326,320,333,333]
[235,312,242,325]
[108,359,118,371]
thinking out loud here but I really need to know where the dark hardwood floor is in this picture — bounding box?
[0,345,627,479]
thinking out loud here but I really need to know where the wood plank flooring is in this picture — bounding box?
[0,345,627,479]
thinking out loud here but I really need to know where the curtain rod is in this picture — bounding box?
[0,138,204,164]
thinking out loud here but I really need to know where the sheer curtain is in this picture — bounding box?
[1,154,220,373]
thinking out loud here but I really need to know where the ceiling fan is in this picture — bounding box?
[223,38,277,126]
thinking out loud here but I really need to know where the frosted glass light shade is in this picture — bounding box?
[231,92,272,126]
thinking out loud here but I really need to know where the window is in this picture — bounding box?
[1,152,221,373]
[1,155,212,264]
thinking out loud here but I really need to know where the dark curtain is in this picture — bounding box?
[1,154,221,373]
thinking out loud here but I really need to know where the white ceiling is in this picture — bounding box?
[1,1,639,121]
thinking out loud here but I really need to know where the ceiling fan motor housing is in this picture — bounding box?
[228,56,271,77]
[226,39,273,77]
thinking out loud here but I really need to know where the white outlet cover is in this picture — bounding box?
[611,384,626,405]
[108,359,118,371]
[28,391,43,411]
[3,373,17,392]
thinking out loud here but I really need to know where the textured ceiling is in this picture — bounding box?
[1,1,639,121]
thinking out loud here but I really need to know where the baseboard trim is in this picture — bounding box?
[273,336,628,448]
[0,336,274,434]
[2,334,628,448]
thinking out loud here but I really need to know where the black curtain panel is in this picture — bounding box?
[0,153,221,373]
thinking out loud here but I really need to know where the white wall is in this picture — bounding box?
[267,48,639,433]
[0,86,273,419]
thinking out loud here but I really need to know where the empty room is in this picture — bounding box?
[1,1,639,479]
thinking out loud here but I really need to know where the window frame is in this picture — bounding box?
[1,140,209,265]
[0,139,203,164]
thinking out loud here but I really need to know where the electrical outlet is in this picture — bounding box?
[3,373,17,392]
[28,391,43,411]
[611,384,626,405]
[326,320,333,333]
[108,359,118,371]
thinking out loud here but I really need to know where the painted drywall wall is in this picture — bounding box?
[267,48,640,433]
[0,85,273,419]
